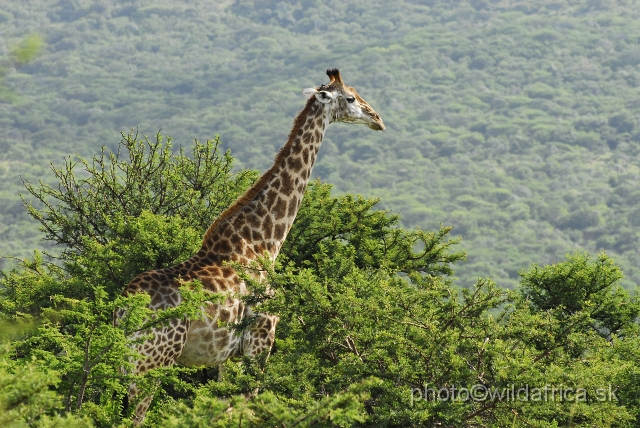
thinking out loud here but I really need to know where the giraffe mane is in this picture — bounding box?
[202,96,317,246]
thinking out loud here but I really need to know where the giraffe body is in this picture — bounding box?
[116,68,384,424]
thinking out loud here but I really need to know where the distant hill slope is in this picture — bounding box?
[2,0,640,288]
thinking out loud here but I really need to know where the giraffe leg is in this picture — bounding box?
[241,312,279,364]
[126,318,190,426]
[233,312,278,400]
[217,363,227,382]
[127,382,157,426]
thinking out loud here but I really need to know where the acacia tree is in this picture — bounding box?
[21,132,257,297]
[2,133,255,425]
[1,133,640,427]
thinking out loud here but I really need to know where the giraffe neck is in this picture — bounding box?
[200,97,330,262]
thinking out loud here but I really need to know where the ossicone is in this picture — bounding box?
[326,68,343,84]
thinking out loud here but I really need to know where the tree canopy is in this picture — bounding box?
[1,134,640,426]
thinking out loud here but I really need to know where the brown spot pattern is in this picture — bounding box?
[273,197,287,220]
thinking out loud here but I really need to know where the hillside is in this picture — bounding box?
[2,0,640,288]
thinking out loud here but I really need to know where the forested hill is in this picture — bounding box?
[2,0,640,288]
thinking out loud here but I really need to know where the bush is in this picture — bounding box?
[2,134,639,426]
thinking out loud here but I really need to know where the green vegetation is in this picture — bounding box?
[2,1,640,424]
[2,0,640,288]
[0,33,43,101]
[2,134,640,426]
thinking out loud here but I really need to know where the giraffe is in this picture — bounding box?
[115,68,385,424]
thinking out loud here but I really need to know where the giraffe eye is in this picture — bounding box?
[346,96,355,103]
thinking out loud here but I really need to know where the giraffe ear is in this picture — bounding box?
[302,87,334,103]
[302,87,317,99]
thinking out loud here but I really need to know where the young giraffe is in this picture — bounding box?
[116,68,385,424]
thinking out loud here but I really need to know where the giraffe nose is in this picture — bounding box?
[369,118,385,131]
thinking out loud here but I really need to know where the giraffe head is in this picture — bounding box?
[303,68,385,131]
